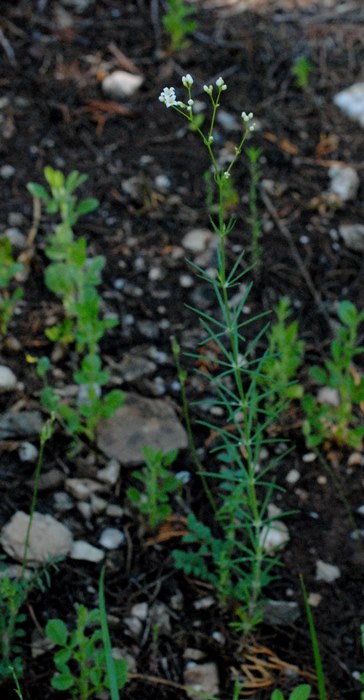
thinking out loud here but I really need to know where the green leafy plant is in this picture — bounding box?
[0,417,55,681]
[246,146,263,269]
[159,75,288,633]
[27,167,124,444]
[0,236,24,336]
[259,297,304,411]
[271,686,312,700]
[291,56,315,90]
[127,446,179,529]
[46,603,127,699]
[162,0,197,52]
[302,300,364,449]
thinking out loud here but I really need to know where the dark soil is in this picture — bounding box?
[0,0,364,698]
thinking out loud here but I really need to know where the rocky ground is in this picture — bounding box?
[0,0,364,698]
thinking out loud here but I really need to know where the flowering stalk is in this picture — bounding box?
[159,76,282,633]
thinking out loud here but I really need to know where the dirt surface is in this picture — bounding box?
[0,0,364,698]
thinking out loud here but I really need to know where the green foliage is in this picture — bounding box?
[127,447,179,529]
[161,77,286,633]
[246,146,263,268]
[46,604,127,700]
[302,300,364,449]
[162,0,197,52]
[271,686,312,700]
[28,167,124,445]
[291,56,315,89]
[0,236,24,336]
[259,297,304,410]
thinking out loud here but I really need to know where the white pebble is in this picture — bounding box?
[99,528,125,550]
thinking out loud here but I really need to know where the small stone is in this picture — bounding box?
[124,615,143,638]
[149,267,164,281]
[193,596,215,610]
[97,459,121,485]
[317,387,340,407]
[106,504,124,518]
[3,228,27,249]
[150,602,171,635]
[102,71,144,100]
[1,511,73,564]
[286,469,300,484]
[308,592,322,607]
[8,212,24,227]
[0,365,17,392]
[302,452,317,463]
[0,165,15,179]
[183,648,206,661]
[18,442,38,462]
[263,600,300,625]
[137,319,159,339]
[53,491,74,512]
[339,223,364,252]
[180,274,194,288]
[99,528,125,549]
[184,662,219,699]
[182,228,213,253]
[348,452,364,467]
[315,559,341,583]
[131,602,148,621]
[2,336,22,353]
[357,505,364,516]
[328,165,359,202]
[333,83,364,128]
[261,506,290,553]
[90,494,107,515]
[65,478,104,500]
[70,540,104,562]
[77,502,92,520]
[154,174,171,191]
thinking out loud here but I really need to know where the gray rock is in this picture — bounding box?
[118,354,157,382]
[65,478,105,501]
[1,511,73,564]
[18,442,38,462]
[97,459,121,485]
[96,392,187,465]
[184,662,219,699]
[339,223,364,252]
[102,71,144,100]
[0,165,15,179]
[316,559,341,583]
[182,228,214,253]
[3,228,27,249]
[99,528,125,549]
[70,540,104,562]
[328,165,359,202]
[0,365,17,392]
[333,83,364,128]
[0,411,42,439]
[263,600,300,625]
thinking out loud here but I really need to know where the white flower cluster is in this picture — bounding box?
[182,74,193,88]
[203,76,227,95]
[159,87,178,108]
[241,111,255,131]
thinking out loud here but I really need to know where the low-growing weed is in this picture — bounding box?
[259,296,304,411]
[302,300,364,449]
[46,603,127,699]
[27,167,124,445]
[162,0,197,52]
[0,236,24,337]
[127,446,179,530]
[159,75,288,633]
[292,56,315,90]
[271,686,312,700]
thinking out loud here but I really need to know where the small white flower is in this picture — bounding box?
[208,135,214,143]
[188,99,194,106]
[203,84,213,95]
[159,87,178,108]
[249,122,256,132]
[182,74,194,87]
[216,77,225,87]
[241,111,254,122]
[223,171,230,179]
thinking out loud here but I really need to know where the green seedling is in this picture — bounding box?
[162,0,197,52]
[259,296,304,411]
[28,167,124,446]
[0,237,24,336]
[271,686,312,700]
[160,75,288,633]
[127,447,179,530]
[46,604,127,700]
[302,300,364,449]
[246,146,263,269]
[292,56,315,90]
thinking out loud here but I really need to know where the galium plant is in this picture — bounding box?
[159,75,288,633]
[291,56,315,90]
[127,446,180,530]
[27,167,124,444]
[0,236,24,337]
[302,300,364,449]
[258,296,304,412]
[162,0,197,52]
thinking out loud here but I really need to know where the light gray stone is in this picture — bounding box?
[96,392,187,465]
[184,662,219,699]
[333,83,364,127]
[263,600,300,625]
[99,528,125,549]
[102,71,144,100]
[65,478,104,500]
[1,511,73,564]
[70,540,104,562]
[339,223,364,252]
[182,228,214,253]
[97,458,121,485]
[316,559,340,583]
[0,365,17,392]
[328,165,359,202]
